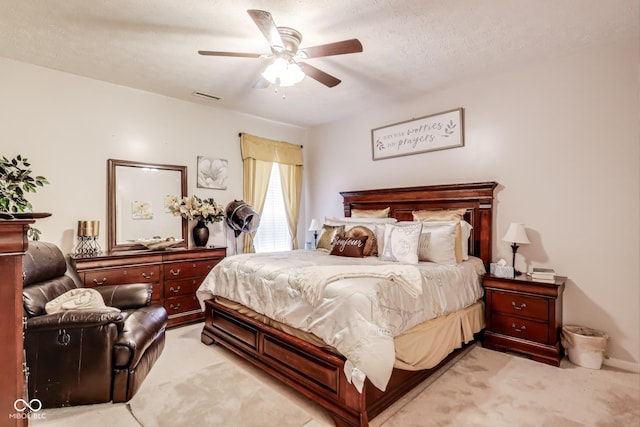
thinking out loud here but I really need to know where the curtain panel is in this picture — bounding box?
[240,133,303,253]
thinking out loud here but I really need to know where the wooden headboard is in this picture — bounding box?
[341,182,498,268]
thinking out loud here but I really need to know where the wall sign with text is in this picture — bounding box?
[371,108,464,160]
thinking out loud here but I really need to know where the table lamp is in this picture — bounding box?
[308,219,323,248]
[502,222,530,276]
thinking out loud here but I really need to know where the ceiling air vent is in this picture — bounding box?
[192,91,221,101]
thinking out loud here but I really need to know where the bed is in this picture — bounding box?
[199,182,497,427]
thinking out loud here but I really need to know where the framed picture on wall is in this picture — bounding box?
[197,156,228,190]
[371,108,464,160]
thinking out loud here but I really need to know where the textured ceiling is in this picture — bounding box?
[0,0,637,127]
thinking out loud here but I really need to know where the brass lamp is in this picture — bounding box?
[73,220,101,256]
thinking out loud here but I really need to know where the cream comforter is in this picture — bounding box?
[196,250,485,392]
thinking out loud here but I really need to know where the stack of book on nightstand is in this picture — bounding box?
[531,267,556,282]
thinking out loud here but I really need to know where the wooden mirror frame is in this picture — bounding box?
[107,159,188,252]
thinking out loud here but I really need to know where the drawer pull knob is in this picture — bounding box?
[170,303,181,311]
[511,301,526,310]
[511,323,527,333]
[142,272,154,279]
[170,286,181,293]
[170,269,181,276]
[92,278,108,285]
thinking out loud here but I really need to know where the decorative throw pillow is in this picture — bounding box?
[351,207,390,218]
[316,225,345,251]
[344,226,377,256]
[412,209,467,263]
[380,222,422,264]
[45,288,120,314]
[417,221,458,265]
[330,235,368,258]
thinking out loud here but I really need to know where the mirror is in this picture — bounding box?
[107,159,188,252]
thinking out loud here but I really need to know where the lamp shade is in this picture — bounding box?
[308,218,323,232]
[502,222,530,244]
[261,57,305,87]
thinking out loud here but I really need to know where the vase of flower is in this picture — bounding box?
[192,220,209,247]
[166,195,225,248]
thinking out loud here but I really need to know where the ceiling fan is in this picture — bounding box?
[198,9,363,88]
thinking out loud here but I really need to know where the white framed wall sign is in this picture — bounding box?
[371,108,464,160]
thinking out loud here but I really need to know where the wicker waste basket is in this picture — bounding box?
[561,325,608,369]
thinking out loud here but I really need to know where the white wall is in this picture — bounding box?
[306,41,640,370]
[0,57,307,255]
[2,40,638,370]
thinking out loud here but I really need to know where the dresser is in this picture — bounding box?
[0,219,32,427]
[482,273,566,366]
[71,247,226,328]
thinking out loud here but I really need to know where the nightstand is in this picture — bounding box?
[482,273,566,366]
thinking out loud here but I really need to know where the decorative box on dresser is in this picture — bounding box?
[0,219,32,427]
[71,247,225,328]
[482,273,566,366]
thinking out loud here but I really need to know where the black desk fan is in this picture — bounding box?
[225,200,260,253]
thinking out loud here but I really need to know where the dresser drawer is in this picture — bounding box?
[491,313,549,344]
[164,277,203,298]
[491,290,548,321]
[165,295,201,315]
[164,259,218,279]
[83,265,161,287]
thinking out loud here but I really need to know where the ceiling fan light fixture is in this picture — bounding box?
[261,57,305,87]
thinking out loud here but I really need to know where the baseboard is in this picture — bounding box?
[603,356,640,373]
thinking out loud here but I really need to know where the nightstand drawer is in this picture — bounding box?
[491,291,548,321]
[492,313,549,343]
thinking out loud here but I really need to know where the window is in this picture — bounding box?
[253,163,292,252]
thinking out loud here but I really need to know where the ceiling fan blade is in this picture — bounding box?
[301,39,363,58]
[247,9,284,50]
[298,63,341,88]
[198,50,262,58]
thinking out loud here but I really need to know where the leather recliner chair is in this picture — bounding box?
[22,241,168,407]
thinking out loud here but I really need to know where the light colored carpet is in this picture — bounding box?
[384,346,640,427]
[127,361,313,427]
[31,323,639,427]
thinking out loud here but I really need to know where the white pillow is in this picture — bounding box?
[460,220,472,260]
[380,222,422,264]
[417,221,457,265]
[324,216,397,229]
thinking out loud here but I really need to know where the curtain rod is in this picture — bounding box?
[238,132,303,148]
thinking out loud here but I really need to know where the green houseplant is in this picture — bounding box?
[0,155,50,240]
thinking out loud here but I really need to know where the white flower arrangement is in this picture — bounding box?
[166,195,224,225]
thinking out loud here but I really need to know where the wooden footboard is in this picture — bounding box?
[201,297,468,427]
